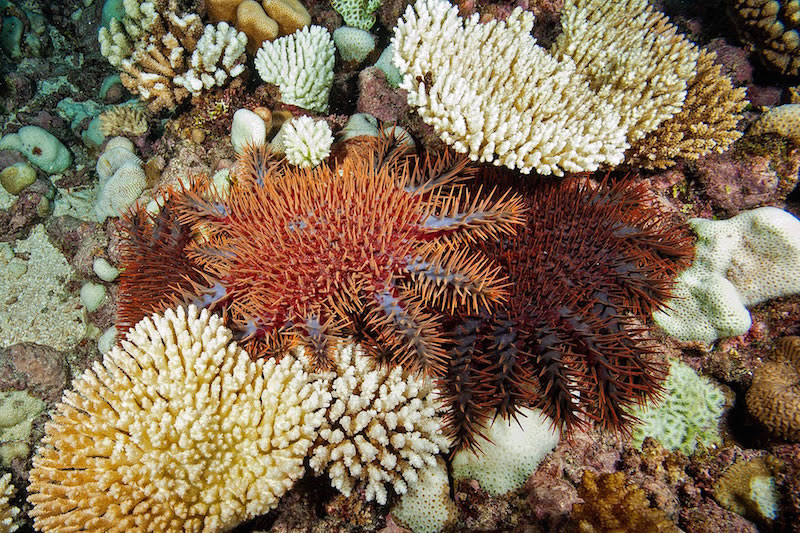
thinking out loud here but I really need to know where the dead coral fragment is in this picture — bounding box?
[28,305,329,533]
[571,470,681,533]
[99,105,149,137]
[746,336,800,442]
[173,137,525,375]
[626,49,748,169]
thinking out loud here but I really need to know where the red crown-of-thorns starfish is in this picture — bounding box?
[152,138,526,374]
[440,173,695,452]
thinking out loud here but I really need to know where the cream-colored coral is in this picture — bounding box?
[271,116,334,168]
[308,342,450,505]
[95,137,147,222]
[552,0,699,142]
[255,25,335,113]
[98,0,159,67]
[28,305,330,533]
[749,103,800,144]
[0,473,20,533]
[625,49,748,169]
[98,105,149,137]
[391,0,628,176]
[173,22,248,95]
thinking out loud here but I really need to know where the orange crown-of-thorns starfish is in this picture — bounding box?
[169,137,526,375]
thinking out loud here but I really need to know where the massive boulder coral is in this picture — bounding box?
[27,305,330,533]
[308,342,450,505]
[746,336,800,442]
[391,0,629,176]
[654,207,800,343]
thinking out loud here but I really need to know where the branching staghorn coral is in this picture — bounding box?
[27,305,330,533]
[308,342,450,505]
[625,49,748,169]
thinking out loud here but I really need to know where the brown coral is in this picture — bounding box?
[98,105,149,137]
[571,470,681,533]
[746,336,800,441]
[730,0,800,75]
[712,455,782,523]
[625,49,748,169]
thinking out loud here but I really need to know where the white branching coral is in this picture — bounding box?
[174,22,248,95]
[391,0,629,176]
[271,116,334,168]
[27,305,330,533]
[254,25,335,113]
[551,0,700,142]
[0,473,19,533]
[98,0,159,67]
[308,343,450,505]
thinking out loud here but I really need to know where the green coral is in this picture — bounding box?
[331,0,381,30]
[630,359,725,455]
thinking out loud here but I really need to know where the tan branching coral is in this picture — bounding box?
[746,336,800,442]
[27,305,330,533]
[0,473,20,533]
[626,50,748,169]
[98,105,149,137]
[308,342,450,505]
[571,470,681,533]
[552,0,699,142]
[100,0,247,112]
[392,0,629,176]
[730,0,800,75]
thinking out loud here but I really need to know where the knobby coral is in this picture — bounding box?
[746,336,800,442]
[308,342,449,505]
[121,136,525,376]
[441,174,693,451]
[730,0,800,75]
[28,305,330,532]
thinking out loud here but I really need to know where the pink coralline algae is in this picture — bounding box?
[695,149,800,215]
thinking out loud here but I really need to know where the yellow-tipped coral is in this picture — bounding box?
[28,305,330,533]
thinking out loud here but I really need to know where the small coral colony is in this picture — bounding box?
[5,0,800,529]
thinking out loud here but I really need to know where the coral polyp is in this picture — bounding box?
[168,138,525,374]
[441,174,694,451]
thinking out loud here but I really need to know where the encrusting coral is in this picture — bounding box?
[749,103,800,144]
[552,0,699,143]
[713,455,782,523]
[441,174,693,451]
[570,470,681,533]
[0,473,19,533]
[625,49,748,169]
[391,0,629,176]
[119,135,524,376]
[308,342,449,505]
[746,336,800,442]
[27,305,330,532]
